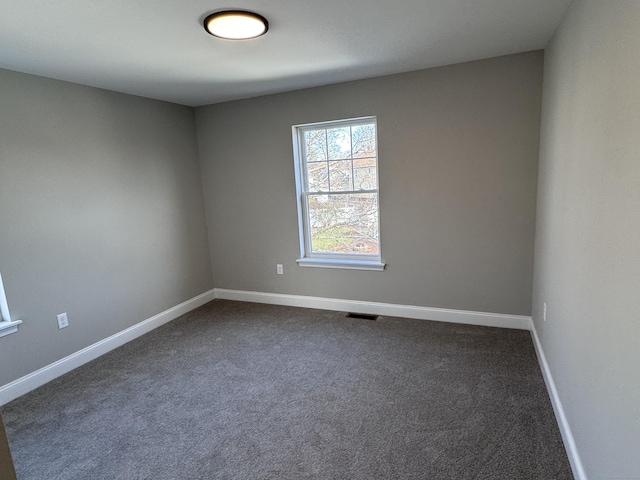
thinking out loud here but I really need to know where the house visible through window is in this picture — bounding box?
[292,117,384,271]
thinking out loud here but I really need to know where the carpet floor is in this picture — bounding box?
[2,300,573,479]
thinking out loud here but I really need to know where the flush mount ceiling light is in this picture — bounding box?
[204,10,268,40]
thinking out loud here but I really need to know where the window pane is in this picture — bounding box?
[353,158,377,190]
[327,127,351,160]
[307,193,379,255]
[351,123,376,158]
[328,160,353,192]
[304,129,327,162]
[307,161,329,192]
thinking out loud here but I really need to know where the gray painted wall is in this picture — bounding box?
[532,1,640,478]
[196,52,543,316]
[0,69,213,386]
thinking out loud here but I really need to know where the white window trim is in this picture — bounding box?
[296,258,385,271]
[292,116,385,271]
[0,272,22,338]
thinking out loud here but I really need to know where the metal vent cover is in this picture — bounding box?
[345,312,378,321]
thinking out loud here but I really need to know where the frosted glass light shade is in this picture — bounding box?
[204,11,268,40]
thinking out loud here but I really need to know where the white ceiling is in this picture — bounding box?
[0,0,571,107]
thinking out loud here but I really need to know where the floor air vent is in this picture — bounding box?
[345,312,378,321]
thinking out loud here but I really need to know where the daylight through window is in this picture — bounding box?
[292,117,384,270]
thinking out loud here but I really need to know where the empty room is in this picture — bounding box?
[1,0,638,479]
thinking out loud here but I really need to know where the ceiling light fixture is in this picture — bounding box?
[203,10,268,40]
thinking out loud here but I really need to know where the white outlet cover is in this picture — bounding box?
[57,312,69,329]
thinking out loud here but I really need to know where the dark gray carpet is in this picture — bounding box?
[2,300,573,479]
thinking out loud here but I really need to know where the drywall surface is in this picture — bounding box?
[196,52,543,316]
[532,0,640,477]
[0,69,213,386]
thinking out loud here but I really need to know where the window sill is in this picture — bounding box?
[297,258,385,271]
[0,320,22,338]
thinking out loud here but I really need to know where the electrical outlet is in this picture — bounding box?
[543,303,547,322]
[57,312,69,329]
[276,264,284,275]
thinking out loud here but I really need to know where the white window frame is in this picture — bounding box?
[0,272,22,337]
[292,116,385,271]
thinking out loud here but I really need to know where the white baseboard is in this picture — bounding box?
[530,321,587,480]
[214,288,532,330]
[0,289,215,406]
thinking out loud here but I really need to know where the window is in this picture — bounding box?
[292,117,384,271]
[0,272,21,337]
